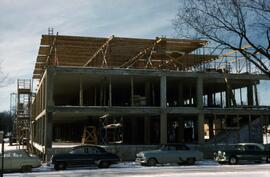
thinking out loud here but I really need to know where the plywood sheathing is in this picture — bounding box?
[33,35,216,79]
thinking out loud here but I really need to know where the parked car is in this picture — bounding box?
[136,144,203,166]
[51,145,120,170]
[214,143,270,164]
[0,149,41,172]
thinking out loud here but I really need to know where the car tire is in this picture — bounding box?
[54,162,66,170]
[186,158,195,165]
[147,158,157,166]
[98,161,111,168]
[21,165,32,172]
[229,156,238,165]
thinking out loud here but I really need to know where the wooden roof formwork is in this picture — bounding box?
[33,35,217,79]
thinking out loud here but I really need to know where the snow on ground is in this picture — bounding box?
[3,143,270,176]
[6,162,270,177]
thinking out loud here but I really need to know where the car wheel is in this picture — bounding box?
[186,158,195,165]
[147,158,157,166]
[98,161,111,168]
[229,156,238,165]
[54,162,66,170]
[21,165,32,172]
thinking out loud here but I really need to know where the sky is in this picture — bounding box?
[0,0,179,111]
[0,0,269,112]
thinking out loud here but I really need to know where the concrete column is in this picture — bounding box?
[79,76,83,106]
[109,77,112,107]
[226,89,231,107]
[247,85,254,106]
[45,116,53,148]
[254,84,259,106]
[178,82,184,106]
[160,75,167,144]
[160,112,167,144]
[45,71,53,155]
[46,72,54,107]
[220,92,223,108]
[160,75,167,108]
[196,77,203,109]
[196,77,204,144]
[44,112,52,161]
[198,113,205,144]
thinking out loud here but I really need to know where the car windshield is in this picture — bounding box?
[159,145,176,150]
[29,153,37,157]
[234,145,245,151]
[159,145,168,150]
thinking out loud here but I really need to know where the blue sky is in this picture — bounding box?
[0,0,269,111]
[0,0,179,111]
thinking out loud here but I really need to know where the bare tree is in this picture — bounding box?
[174,0,270,76]
[0,60,8,87]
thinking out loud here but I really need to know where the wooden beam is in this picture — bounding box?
[120,38,162,68]
[83,35,114,67]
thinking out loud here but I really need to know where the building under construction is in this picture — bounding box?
[29,33,270,159]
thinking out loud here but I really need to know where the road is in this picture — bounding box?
[5,161,270,177]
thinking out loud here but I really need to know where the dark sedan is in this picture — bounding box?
[214,143,270,164]
[51,145,120,170]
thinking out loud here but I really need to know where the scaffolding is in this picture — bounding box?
[14,79,32,148]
